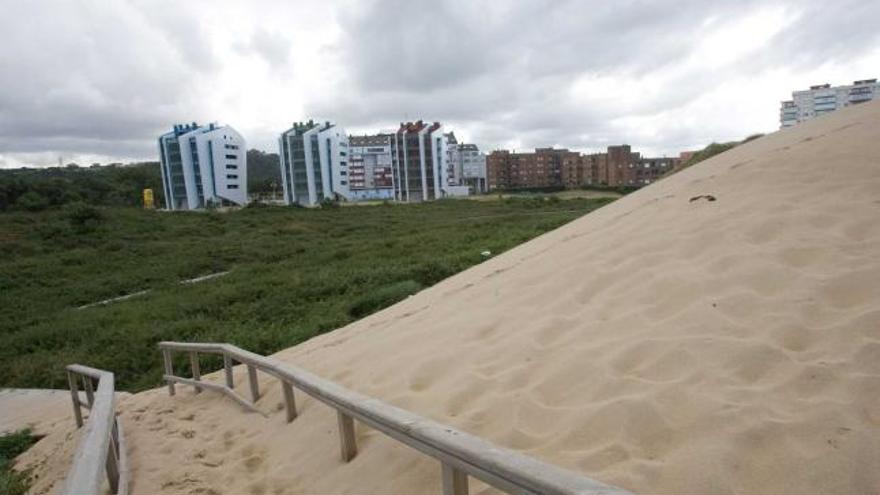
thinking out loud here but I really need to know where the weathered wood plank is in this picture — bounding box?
[162,375,266,416]
[189,352,202,393]
[115,418,129,495]
[60,366,118,495]
[83,376,95,408]
[247,364,260,402]
[162,349,175,396]
[105,433,119,493]
[282,381,297,423]
[442,463,469,495]
[67,371,83,428]
[223,354,234,388]
[337,411,357,462]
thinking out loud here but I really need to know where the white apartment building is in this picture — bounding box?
[278,120,350,206]
[455,144,487,194]
[348,134,395,201]
[780,78,878,128]
[158,122,247,210]
[392,121,463,201]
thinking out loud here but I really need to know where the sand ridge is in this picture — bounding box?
[17,100,880,494]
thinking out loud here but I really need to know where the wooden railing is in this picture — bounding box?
[159,341,634,495]
[61,364,128,495]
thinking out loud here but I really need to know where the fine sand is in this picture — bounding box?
[18,100,880,494]
[0,389,77,435]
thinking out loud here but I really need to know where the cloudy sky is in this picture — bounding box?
[1,0,878,168]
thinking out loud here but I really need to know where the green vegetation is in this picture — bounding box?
[0,150,281,212]
[246,149,281,195]
[0,197,614,392]
[680,133,765,170]
[494,184,638,195]
[0,162,163,212]
[0,429,39,495]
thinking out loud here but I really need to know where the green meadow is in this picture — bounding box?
[0,197,613,391]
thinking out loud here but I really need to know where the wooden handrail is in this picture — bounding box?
[159,341,634,495]
[61,364,128,495]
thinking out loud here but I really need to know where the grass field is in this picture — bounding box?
[467,189,623,201]
[0,197,614,392]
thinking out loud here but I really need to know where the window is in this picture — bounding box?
[340,171,347,175]
[227,174,238,179]
[225,154,237,160]
[226,164,237,170]
[228,184,239,189]
[224,144,239,150]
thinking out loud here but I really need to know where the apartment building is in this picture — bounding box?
[780,79,878,128]
[157,122,247,210]
[488,145,674,191]
[348,134,395,200]
[391,121,449,202]
[278,120,349,206]
[457,144,487,194]
[487,148,575,190]
[446,134,487,194]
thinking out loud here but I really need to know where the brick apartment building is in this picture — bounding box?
[487,145,677,191]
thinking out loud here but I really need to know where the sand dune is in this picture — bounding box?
[19,100,880,494]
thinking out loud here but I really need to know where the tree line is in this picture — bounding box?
[0,150,281,212]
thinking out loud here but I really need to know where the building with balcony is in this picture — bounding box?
[157,122,247,210]
[278,120,350,206]
[348,134,395,201]
[391,121,450,202]
[780,79,878,128]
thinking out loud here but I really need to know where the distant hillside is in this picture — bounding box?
[0,150,282,211]
[0,162,163,211]
[247,149,281,195]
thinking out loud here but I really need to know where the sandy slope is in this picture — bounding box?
[19,100,880,494]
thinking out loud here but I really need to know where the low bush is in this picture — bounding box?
[348,280,423,318]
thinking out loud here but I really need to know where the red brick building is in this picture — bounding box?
[487,145,677,191]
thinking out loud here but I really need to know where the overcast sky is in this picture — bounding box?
[1,0,878,168]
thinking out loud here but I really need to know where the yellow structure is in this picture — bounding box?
[143,188,154,209]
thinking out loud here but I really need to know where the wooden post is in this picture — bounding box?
[247,365,259,401]
[189,351,202,393]
[105,433,120,493]
[83,375,95,407]
[162,348,175,396]
[441,463,469,495]
[337,411,357,462]
[67,371,83,428]
[223,353,234,389]
[282,381,297,423]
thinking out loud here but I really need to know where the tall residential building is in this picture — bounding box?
[780,79,878,128]
[348,134,395,200]
[278,120,350,206]
[157,122,247,210]
[391,121,449,202]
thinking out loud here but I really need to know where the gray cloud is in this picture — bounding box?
[2,0,879,167]
[234,28,292,68]
[0,1,219,164]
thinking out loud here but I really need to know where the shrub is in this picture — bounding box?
[65,202,104,231]
[348,280,423,318]
[14,192,48,212]
[319,198,340,209]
